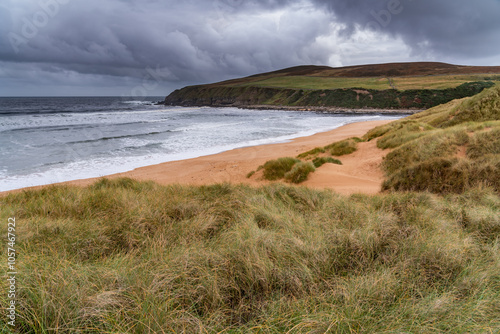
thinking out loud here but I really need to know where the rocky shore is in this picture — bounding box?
[238,104,422,115]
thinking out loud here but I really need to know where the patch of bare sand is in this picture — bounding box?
[2,120,393,196]
[303,140,389,195]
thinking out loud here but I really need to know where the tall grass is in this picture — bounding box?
[441,86,500,127]
[325,137,363,156]
[252,138,349,184]
[284,162,316,183]
[381,128,469,175]
[366,86,500,194]
[297,147,325,159]
[259,157,300,181]
[1,179,499,333]
[312,156,342,168]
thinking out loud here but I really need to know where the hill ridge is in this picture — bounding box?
[224,62,500,82]
[165,62,500,110]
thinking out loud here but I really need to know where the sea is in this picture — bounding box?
[0,96,403,192]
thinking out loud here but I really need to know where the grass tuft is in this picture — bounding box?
[297,147,325,159]
[259,157,300,181]
[312,156,342,168]
[284,162,316,183]
[325,137,363,156]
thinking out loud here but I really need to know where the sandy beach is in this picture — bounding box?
[3,119,392,196]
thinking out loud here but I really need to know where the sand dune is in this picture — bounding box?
[303,139,388,194]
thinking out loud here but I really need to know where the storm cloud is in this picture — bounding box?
[0,0,499,96]
[314,0,500,58]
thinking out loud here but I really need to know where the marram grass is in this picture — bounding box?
[284,161,315,184]
[3,86,500,333]
[366,86,500,194]
[1,179,499,333]
[259,157,300,181]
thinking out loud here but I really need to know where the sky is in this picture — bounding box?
[1,0,500,97]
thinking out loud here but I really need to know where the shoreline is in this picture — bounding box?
[163,102,422,115]
[1,119,393,196]
[237,104,422,115]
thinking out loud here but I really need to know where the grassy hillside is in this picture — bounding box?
[213,62,500,86]
[165,62,500,109]
[165,81,495,110]
[1,180,499,333]
[364,86,500,193]
[226,74,500,91]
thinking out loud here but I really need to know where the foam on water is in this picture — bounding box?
[0,127,346,191]
[0,97,403,192]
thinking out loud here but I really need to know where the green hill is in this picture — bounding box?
[165,62,500,110]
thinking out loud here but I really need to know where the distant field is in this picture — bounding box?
[232,76,391,90]
[227,74,500,91]
[393,74,500,90]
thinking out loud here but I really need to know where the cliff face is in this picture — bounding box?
[164,86,287,107]
[164,82,495,110]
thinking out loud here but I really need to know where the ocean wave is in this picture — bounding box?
[122,100,156,105]
[0,118,171,133]
[72,130,177,144]
[0,102,404,192]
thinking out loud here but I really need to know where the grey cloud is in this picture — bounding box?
[312,0,500,60]
[0,0,499,96]
[0,0,332,95]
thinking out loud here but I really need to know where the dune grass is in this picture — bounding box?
[467,128,500,159]
[381,128,470,175]
[408,85,500,128]
[365,86,500,138]
[254,136,361,184]
[1,179,499,333]
[324,137,363,156]
[251,158,316,184]
[258,157,300,181]
[312,156,342,168]
[381,127,500,193]
[375,120,436,149]
[297,147,325,159]
[253,136,354,184]
[363,86,500,194]
[283,162,316,184]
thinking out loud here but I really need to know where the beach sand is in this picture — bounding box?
[3,119,392,196]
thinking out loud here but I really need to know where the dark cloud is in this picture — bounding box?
[313,0,500,59]
[0,0,499,96]
[1,0,334,95]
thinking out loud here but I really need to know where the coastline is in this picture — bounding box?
[237,104,422,115]
[162,101,422,115]
[1,119,393,196]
